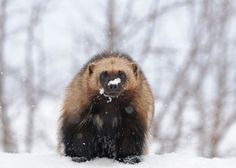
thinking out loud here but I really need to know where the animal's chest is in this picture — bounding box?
[88,102,134,135]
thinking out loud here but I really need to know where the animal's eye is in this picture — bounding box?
[118,71,126,81]
[100,71,108,81]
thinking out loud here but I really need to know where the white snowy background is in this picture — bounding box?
[0,0,236,167]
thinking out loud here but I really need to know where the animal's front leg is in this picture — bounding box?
[115,125,145,164]
[62,122,97,162]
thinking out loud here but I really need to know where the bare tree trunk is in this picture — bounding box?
[24,3,43,152]
[0,0,17,153]
[24,15,36,153]
[24,1,50,152]
[106,0,116,51]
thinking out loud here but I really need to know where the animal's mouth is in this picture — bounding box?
[99,88,121,103]
[104,91,120,98]
[99,87,121,98]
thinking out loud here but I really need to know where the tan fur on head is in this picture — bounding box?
[60,55,148,121]
[85,57,141,95]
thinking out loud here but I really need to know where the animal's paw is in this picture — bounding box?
[71,156,89,163]
[117,156,142,164]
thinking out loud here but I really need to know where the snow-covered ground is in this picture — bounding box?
[0,153,236,168]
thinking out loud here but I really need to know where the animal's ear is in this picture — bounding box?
[131,63,139,76]
[88,63,95,75]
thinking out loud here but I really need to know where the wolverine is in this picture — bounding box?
[58,52,154,164]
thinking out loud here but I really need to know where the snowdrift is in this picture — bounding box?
[0,153,236,168]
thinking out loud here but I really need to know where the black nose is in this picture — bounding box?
[108,84,120,91]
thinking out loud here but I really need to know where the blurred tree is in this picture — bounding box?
[0,0,17,153]
[24,0,50,153]
[153,0,236,158]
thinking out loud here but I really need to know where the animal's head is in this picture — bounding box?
[86,56,141,98]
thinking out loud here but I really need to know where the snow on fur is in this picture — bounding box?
[0,153,236,168]
[108,78,121,85]
[99,88,113,103]
[99,88,105,94]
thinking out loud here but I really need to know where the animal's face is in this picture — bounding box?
[86,57,140,97]
[99,70,126,97]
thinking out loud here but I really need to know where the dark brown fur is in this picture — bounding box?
[58,52,154,164]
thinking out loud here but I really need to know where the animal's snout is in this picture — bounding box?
[107,83,121,92]
[99,71,126,97]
